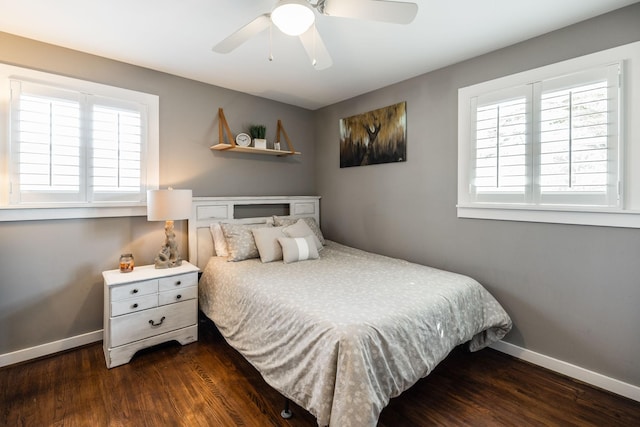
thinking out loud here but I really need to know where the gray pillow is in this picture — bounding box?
[273,216,325,245]
[282,219,323,251]
[220,222,271,262]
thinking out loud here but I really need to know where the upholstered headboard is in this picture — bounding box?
[188,196,321,270]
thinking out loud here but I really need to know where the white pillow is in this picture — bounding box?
[282,219,323,251]
[277,236,319,264]
[251,227,286,263]
[209,222,229,257]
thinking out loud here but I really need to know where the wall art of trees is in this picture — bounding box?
[339,101,407,168]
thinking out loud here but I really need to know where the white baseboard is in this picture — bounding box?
[491,340,640,402]
[0,330,103,368]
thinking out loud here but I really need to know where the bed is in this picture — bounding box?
[189,196,512,427]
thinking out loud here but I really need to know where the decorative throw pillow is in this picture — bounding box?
[282,219,323,251]
[209,222,229,257]
[273,216,326,246]
[251,226,286,263]
[220,222,270,262]
[277,236,320,264]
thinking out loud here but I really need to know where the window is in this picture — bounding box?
[0,64,159,221]
[458,41,640,228]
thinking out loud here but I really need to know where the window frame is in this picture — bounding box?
[0,64,159,222]
[458,41,640,228]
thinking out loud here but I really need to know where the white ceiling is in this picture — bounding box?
[0,0,637,110]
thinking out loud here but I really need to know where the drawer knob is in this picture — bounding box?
[176,281,182,286]
[176,294,182,300]
[149,316,166,327]
[132,303,139,309]
[132,289,139,294]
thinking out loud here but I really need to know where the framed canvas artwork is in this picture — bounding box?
[339,101,407,168]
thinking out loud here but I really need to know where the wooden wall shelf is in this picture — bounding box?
[211,108,300,157]
[210,143,300,156]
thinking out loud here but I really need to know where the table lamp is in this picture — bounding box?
[147,188,192,268]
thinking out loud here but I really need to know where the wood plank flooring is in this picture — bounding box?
[1,316,639,426]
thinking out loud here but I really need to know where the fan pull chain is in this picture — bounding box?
[269,22,274,61]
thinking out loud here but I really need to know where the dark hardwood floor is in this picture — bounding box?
[2,316,639,426]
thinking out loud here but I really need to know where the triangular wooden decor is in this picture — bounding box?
[218,108,236,148]
[276,119,297,156]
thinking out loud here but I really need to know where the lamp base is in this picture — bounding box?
[154,257,183,269]
[154,220,183,269]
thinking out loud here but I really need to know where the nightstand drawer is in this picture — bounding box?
[159,286,197,306]
[111,279,158,301]
[110,299,197,347]
[159,272,197,292]
[111,294,158,317]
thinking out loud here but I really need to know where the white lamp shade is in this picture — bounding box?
[147,189,192,221]
[271,0,315,36]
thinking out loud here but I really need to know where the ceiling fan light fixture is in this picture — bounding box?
[271,0,315,36]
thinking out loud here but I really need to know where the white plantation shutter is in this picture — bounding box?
[10,82,83,203]
[90,101,146,202]
[472,88,530,203]
[537,64,619,206]
[10,80,147,204]
[467,63,620,208]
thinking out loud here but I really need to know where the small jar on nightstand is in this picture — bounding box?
[119,253,134,272]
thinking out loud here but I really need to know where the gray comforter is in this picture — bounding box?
[199,241,512,426]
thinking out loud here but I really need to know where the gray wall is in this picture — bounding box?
[0,32,314,355]
[315,4,640,387]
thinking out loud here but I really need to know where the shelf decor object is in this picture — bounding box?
[235,132,251,147]
[211,108,300,156]
[147,188,193,269]
[249,124,267,149]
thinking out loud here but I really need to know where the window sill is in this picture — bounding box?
[0,203,147,222]
[457,204,640,228]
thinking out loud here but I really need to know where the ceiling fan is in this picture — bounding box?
[212,0,418,70]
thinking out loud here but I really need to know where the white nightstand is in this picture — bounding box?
[102,261,200,368]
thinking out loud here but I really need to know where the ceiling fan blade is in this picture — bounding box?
[299,25,333,70]
[212,14,271,53]
[323,0,417,24]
